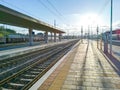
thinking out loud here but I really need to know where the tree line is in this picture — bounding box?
[0,26,16,37]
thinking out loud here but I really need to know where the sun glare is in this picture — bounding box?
[80,13,103,27]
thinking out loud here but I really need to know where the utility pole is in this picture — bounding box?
[97,26,99,48]
[88,26,90,42]
[54,20,56,27]
[110,0,113,55]
[91,26,93,40]
[81,26,83,43]
[100,27,103,50]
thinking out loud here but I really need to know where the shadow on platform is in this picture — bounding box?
[105,52,120,76]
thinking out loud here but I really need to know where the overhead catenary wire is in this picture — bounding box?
[98,0,110,16]
[46,0,70,25]
[46,0,63,16]
[92,0,110,28]
[37,0,69,26]
[37,0,58,17]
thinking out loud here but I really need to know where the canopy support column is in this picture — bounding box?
[51,32,52,42]
[29,28,33,46]
[59,33,62,42]
[45,31,48,43]
[54,32,56,42]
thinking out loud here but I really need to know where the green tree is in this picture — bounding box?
[0,26,16,37]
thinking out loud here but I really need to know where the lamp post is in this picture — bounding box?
[81,26,83,43]
[88,26,90,42]
[97,26,99,48]
[110,0,113,55]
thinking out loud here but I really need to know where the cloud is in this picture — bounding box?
[59,13,112,35]
[113,21,120,27]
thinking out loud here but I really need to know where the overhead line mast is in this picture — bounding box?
[110,0,113,55]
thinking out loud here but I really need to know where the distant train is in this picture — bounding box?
[105,29,120,40]
[112,34,120,40]
[0,33,44,44]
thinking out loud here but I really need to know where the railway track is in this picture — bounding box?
[0,40,79,90]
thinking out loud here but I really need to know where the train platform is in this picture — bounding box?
[36,40,120,90]
[109,45,120,61]
[0,40,74,60]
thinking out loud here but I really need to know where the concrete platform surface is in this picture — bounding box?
[0,40,73,60]
[38,40,120,90]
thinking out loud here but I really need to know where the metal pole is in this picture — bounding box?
[97,26,99,48]
[81,26,83,43]
[54,32,56,42]
[91,26,93,40]
[45,31,48,43]
[88,26,89,42]
[29,28,33,46]
[54,20,56,27]
[67,29,69,40]
[51,32,52,42]
[100,28,103,50]
[110,0,113,55]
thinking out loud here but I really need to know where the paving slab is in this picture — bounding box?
[38,40,120,90]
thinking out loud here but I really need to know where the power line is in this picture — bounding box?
[98,0,110,16]
[37,0,58,17]
[37,0,69,26]
[92,0,110,27]
[46,0,69,24]
[46,0,62,16]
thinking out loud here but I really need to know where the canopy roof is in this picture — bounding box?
[0,5,65,33]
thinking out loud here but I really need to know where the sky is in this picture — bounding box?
[0,0,120,35]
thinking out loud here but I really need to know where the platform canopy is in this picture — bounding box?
[0,5,65,33]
